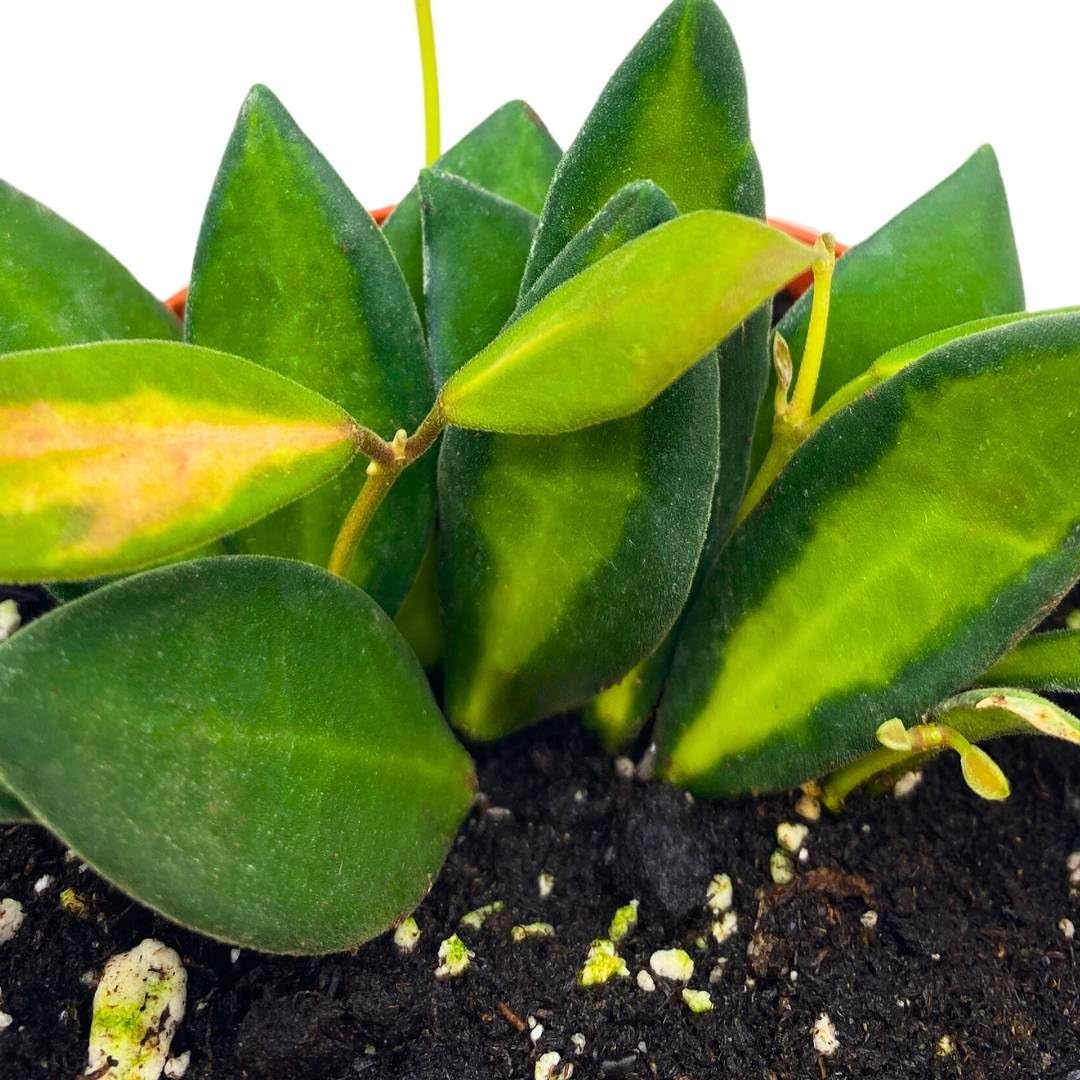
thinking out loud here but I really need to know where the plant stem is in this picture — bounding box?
[821,745,912,812]
[787,234,836,422]
[732,235,837,528]
[414,0,441,166]
[327,403,446,579]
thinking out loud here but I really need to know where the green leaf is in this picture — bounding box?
[0,557,475,954]
[439,181,719,739]
[522,0,763,291]
[978,629,1080,693]
[753,146,1025,473]
[419,170,538,386]
[0,181,179,353]
[0,783,32,823]
[0,341,359,583]
[187,85,434,614]
[658,313,1080,796]
[581,636,676,754]
[439,211,814,435]
[811,308,1077,433]
[383,101,561,312]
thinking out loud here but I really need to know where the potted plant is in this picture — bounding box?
[1,1,1078,1076]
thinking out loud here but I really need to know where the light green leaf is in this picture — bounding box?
[440,182,719,740]
[0,341,359,583]
[0,557,475,954]
[0,181,179,353]
[658,313,1080,796]
[384,100,561,312]
[439,211,814,435]
[978,629,1080,693]
[187,85,434,614]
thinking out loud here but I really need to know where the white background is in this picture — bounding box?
[1,1,1072,307]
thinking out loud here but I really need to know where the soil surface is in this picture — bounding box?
[0,589,1079,1078]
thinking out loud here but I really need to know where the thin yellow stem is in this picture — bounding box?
[414,0,441,166]
[787,234,836,422]
[327,403,447,579]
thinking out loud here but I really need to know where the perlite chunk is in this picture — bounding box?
[459,900,504,930]
[608,899,639,943]
[681,988,714,1013]
[435,934,473,979]
[577,939,629,986]
[85,939,187,1080]
[393,916,421,954]
[649,948,693,983]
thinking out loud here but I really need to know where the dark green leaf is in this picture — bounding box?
[439,182,719,739]
[0,181,179,353]
[753,146,1025,474]
[187,85,434,614]
[658,314,1080,796]
[384,101,561,311]
[419,170,537,386]
[0,557,475,953]
[522,0,763,290]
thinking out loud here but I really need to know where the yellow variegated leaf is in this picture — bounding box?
[0,340,361,582]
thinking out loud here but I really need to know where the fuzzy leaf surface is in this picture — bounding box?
[187,85,433,613]
[979,630,1080,693]
[659,314,1080,795]
[0,557,475,954]
[440,211,813,435]
[420,170,537,387]
[0,181,179,353]
[383,100,561,310]
[440,182,718,739]
[753,146,1024,473]
[0,341,358,582]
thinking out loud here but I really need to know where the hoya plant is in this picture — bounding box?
[0,0,1078,956]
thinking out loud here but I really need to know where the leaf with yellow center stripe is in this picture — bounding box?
[657,313,1080,796]
[0,340,360,583]
[187,85,434,615]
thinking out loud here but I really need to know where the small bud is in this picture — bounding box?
[876,718,911,751]
[681,988,713,1014]
[649,948,693,983]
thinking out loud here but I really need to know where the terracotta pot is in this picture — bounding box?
[162,207,841,320]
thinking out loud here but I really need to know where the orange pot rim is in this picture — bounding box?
[163,208,842,320]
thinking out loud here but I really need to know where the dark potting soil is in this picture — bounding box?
[1,584,1080,1078]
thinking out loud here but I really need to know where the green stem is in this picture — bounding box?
[732,235,837,528]
[414,0,441,166]
[328,403,447,579]
[821,745,912,812]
